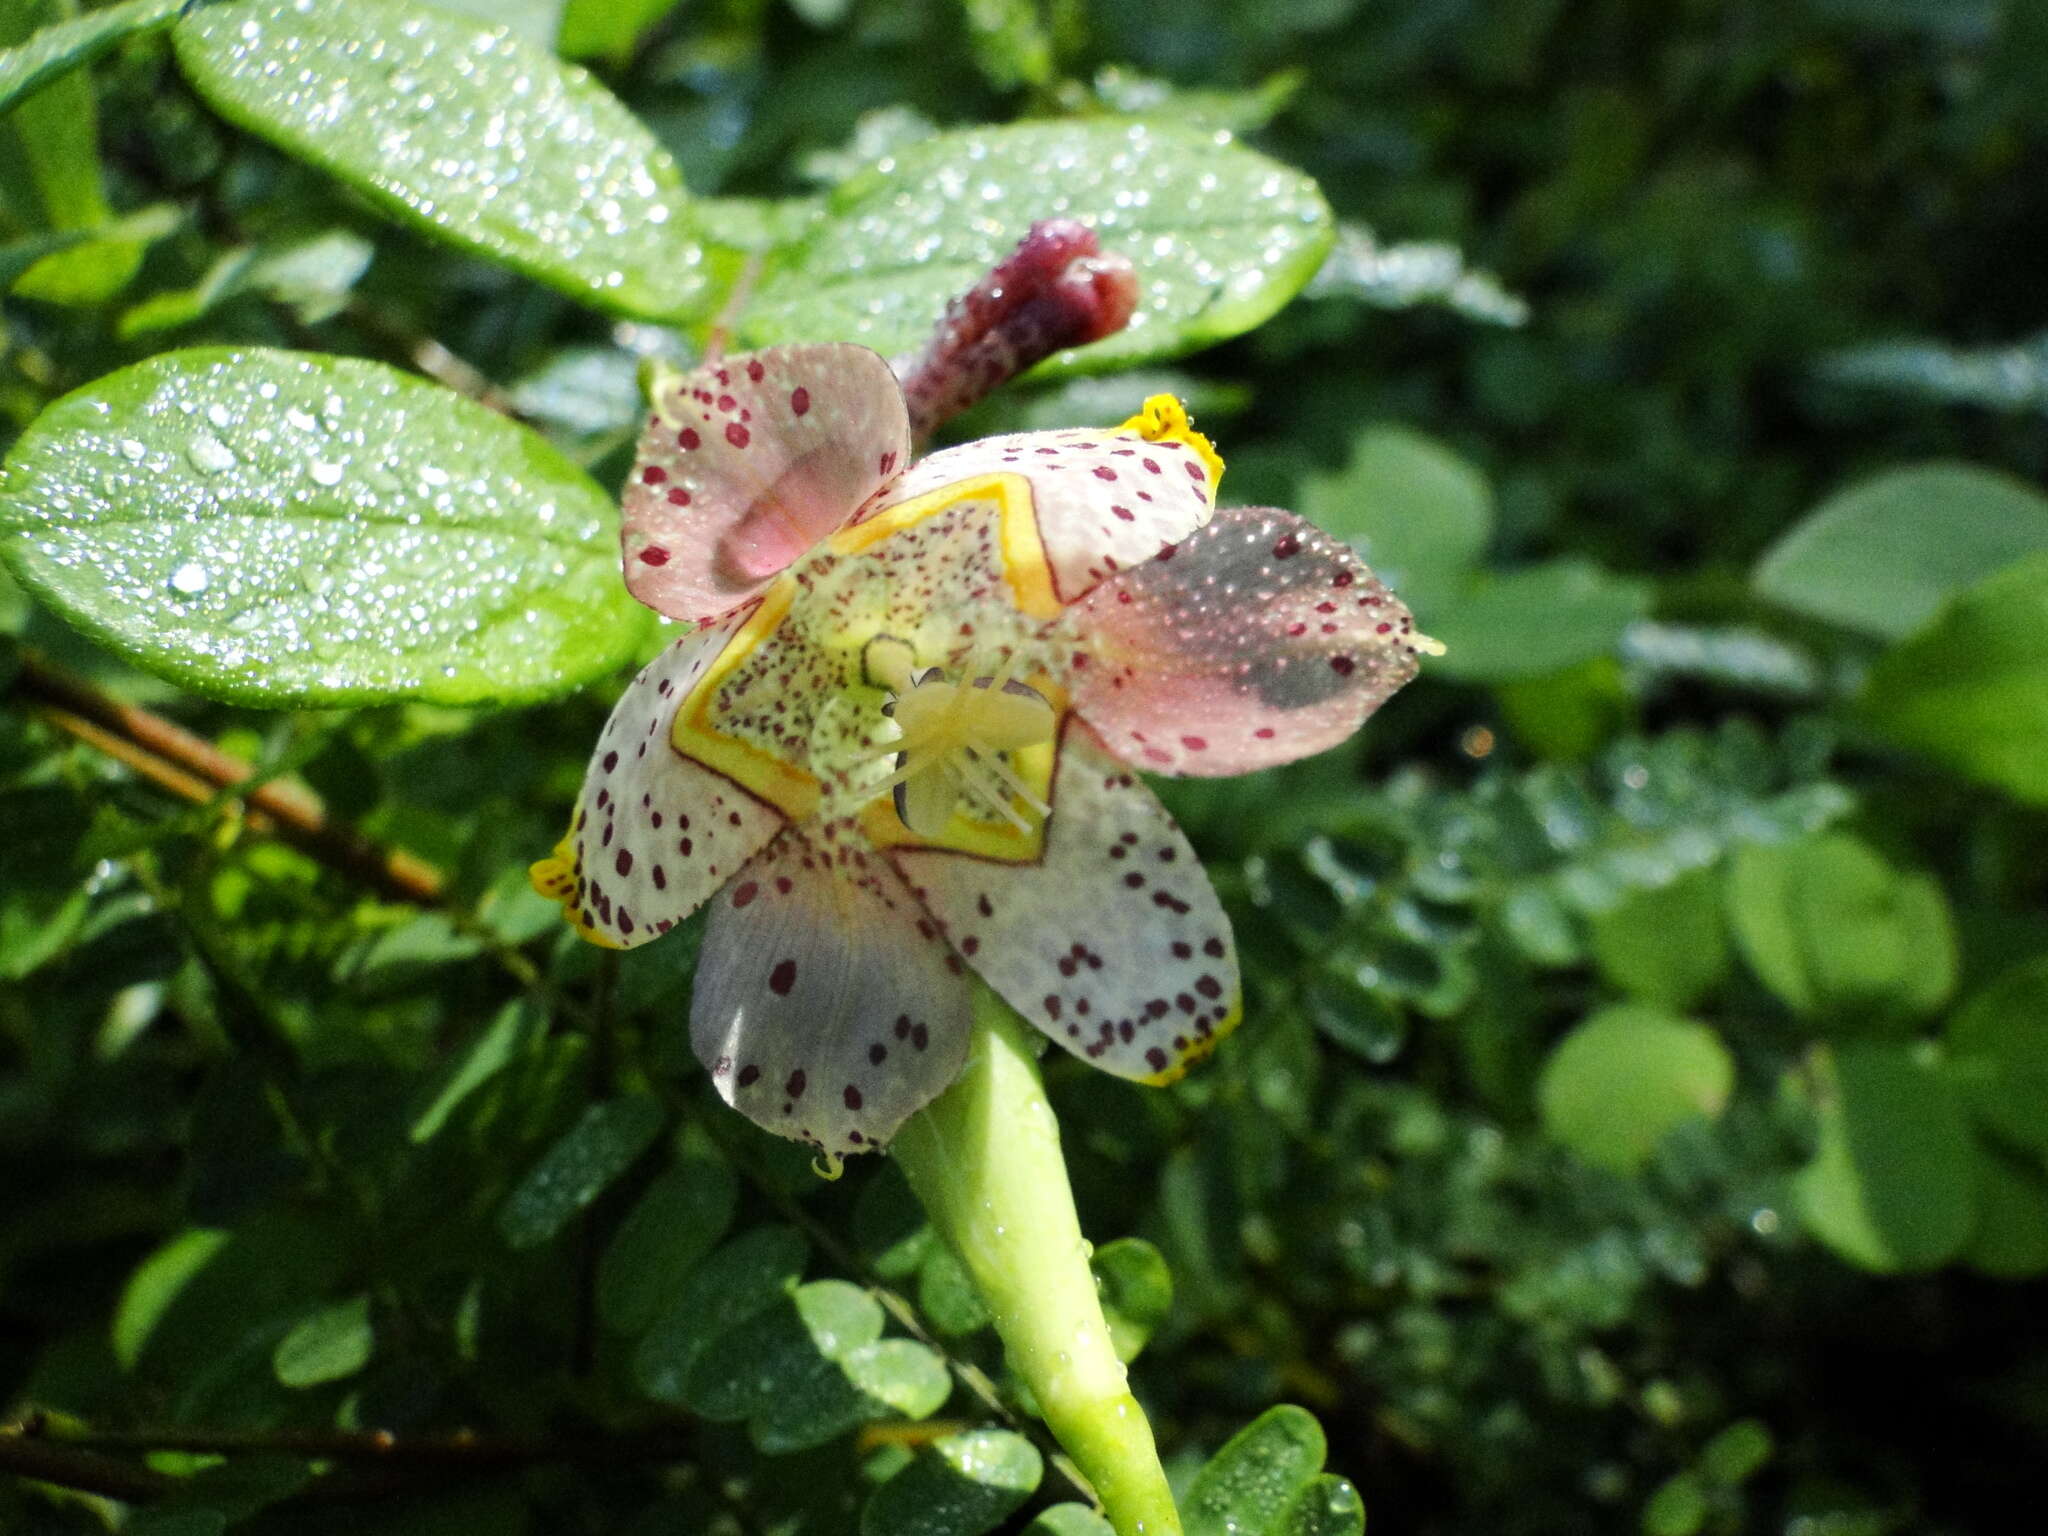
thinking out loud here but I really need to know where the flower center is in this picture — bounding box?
[865,636,1057,838]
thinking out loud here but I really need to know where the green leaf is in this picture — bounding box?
[597,1155,738,1335]
[410,1000,539,1144]
[1755,463,2048,640]
[497,1096,664,1249]
[1857,552,2048,805]
[1020,1508,1116,1536]
[1538,1005,1734,1174]
[0,0,185,116]
[743,121,1333,372]
[1641,1470,1709,1536]
[916,1239,992,1336]
[840,1337,952,1421]
[1724,834,1956,1023]
[1587,869,1730,1009]
[859,1430,1044,1536]
[556,0,680,62]
[1947,957,2048,1157]
[1092,1236,1173,1364]
[272,1294,373,1387]
[1428,560,1653,683]
[113,1229,231,1371]
[172,0,704,318]
[0,347,651,707]
[1796,1045,1975,1273]
[633,1225,808,1402]
[1963,1141,2048,1279]
[1280,1476,1366,1536]
[1185,1404,1328,1536]
[1298,423,1493,610]
[1697,1419,1773,1487]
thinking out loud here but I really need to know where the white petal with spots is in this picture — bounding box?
[691,825,974,1154]
[623,344,911,624]
[1061,506,1425,775]
[888,723,1239,1082]
[871,426,1216,604]
[567,610,784,946]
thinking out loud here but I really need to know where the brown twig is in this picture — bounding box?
[0,1426,177,1502]
[7,649,445,907]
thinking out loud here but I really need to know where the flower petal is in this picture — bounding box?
[867,400,1219,606]
[1060,506,1429,775]
[539,608,785,947]
[691,823,974,1154]
[887,722,1239,1084]
[622,344,911,624]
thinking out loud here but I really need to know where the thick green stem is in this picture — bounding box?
[892,991,1182,1536]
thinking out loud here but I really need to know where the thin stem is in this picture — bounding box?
[8,650,444,906]
[892,992,1182,1536]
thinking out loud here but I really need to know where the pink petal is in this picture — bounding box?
[887,722,1239,1084]
[1060,507,1426,776]
[559,609,785,946]
[622,344,911,624]
[866,422,1217,606]
[692,823,974,1155]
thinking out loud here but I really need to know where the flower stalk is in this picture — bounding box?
[892,989,1182,1536]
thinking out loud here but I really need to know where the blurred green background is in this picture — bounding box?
[4,1,2047,1534]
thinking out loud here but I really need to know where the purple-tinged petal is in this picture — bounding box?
[692,823,974,1155]
[622,344,911,624]
[1060,506,1429,775]
[887,721,1238,1084]
[532,607,784,948]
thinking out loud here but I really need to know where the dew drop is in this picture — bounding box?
[168,562,210,595]
[186,433,237,474]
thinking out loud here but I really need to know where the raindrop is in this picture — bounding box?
[168,562,210,595]
[309,460,345,487]
[186,434,237,474]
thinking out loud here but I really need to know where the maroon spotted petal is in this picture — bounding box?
[623,344,911,624]
[1060,506,1426,776]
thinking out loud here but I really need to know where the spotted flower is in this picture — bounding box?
[531,341,1433,1156]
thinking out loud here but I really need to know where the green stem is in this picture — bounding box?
[892,991,1182,1536]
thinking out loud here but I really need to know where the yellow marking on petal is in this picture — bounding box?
[1121,394,1224,499]
[670,578,824,822]
[1138,996,1244,1086]
[1413,631,1448,658]
[528,833,625,949]
[831,472,1062,622]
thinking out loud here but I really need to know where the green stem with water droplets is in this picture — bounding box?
[892,989,1182,1536]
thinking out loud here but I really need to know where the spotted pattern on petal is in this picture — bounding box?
[691,822,973,1154]
[868,424,1216,605]
[553,608,785,947]
[1059,506,1427,776]
[888,721,1239,1083]
[623,344,910,624]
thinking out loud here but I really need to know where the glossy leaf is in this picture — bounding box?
[743,120,1333,371]
[1538,1005,1734,1174]
[1185,1405,1328,1536]
[1947,957,2048,1157]
[1857,552,2048,805]
[1428,560,1652,683]
[1020,1508,1116,1536]
[272,1294,373,1387]
[1796,1045,1975,1273]
[0,348,651,707]
[859,1430,1044,1536]
[0,0,184,115]
[1724,834,1956,1023]
[597,1154,738,1334]
[497,1096,664,1249]
[1755,463,2048,640]
[633,1226,808,1402]
[1092,1236,1173,1363]
[1281,1476,1366,1536]
[172,0,704,317]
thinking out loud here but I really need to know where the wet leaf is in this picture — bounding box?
[1185,1404,1327,1536]
[173,0,704,317]
[497,1096,664,1249]
[743,120,1333,371]
[860,1429,1043,1536]
[0,348,652,707]
[598,1155,738,1334]
[0,0,184,115]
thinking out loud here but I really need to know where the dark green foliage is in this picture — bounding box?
[5,1,2048,1534]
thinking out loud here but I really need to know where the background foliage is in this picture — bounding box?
[4,1,2047,1534]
